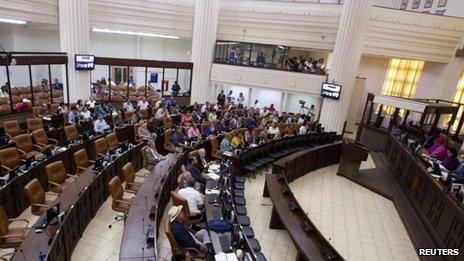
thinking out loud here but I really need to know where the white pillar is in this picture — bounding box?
[59,0,90,103]
[319,0,370,134]
[190,0,220,104]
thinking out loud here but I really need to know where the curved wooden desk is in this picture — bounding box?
[265,142,344,261]
[12,142,144,261]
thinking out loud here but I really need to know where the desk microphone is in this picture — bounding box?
[142,217,145,236]
[145,196,149,211]
[20,249,27,260]
[142,247,145,260]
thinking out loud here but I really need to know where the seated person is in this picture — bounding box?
[191,110,202,123]
[137,98,149,110]
[131,110,142,125]
[16,99,31,112]
[166,96,177,107]
[155,105,170,122]
[246,117,257,129]
[220,134,234,153]
[68,107,80,125]
[97,102,111,117]
[186,157,205,184]
[208,110,217,123]
[168,206,211,253]
[244,128,255,145]
[258,127,268,143]
[172,127,186,147]
[231,132,244,149]
[216,119,228,133]
[182,111,193,126]
[422,132,436,149]
[442,148,459,171]
[145,140,165,170]
[57,102,69,114]
[299,124,308,135]
[204,123,216,137]
[94,114,111,134]
[427,136,447,161]
[195,148,209,172]
[187,124,201,140]
[80,107,93,121]
[138,121,152,141]
[37,103,49,117]
[267,122,280,138]
[178,180,204,217]
[123,99,135,112]
[444,154,464,186]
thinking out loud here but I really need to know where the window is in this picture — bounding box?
[450,69,464,133]
[381,59,424,98]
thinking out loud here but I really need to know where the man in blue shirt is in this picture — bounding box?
[168,205,210,252]
[220,134,234,153]
[94,114,111,134]
[172,127,186,147]
[167,96,177,107]
[186,157,205,184]
[246,117,257,129]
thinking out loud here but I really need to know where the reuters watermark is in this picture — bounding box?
[418,248,460,256]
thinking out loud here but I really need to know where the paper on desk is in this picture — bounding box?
[215,252,238,261]
[206,172,220,180]
[205,188,219,195]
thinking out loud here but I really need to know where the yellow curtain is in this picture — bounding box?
[450,70,464,133]
[381,59,425,115]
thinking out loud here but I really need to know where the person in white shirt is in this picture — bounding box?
[177,181,204,216]
[123,99,135,112]
[80,107,93,121]
[212,104,219,111]
[155,106,170,121]
[137,98,149,110]
[267,122,280,137]
[237,92,244,107]
[86,97,96,109]
[155,98,165,109]
[201,102,210,114]
[297,115,305,125]
[259,107,268,117]
[145,140,165,170]
[94,114,111,134]
[250,100,260,110]
[299,124,308,135]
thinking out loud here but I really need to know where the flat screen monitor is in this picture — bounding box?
[75,54,95,70]
[321,82,342,100]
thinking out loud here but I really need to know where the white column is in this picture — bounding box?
[319,0,371,134]
[190,0,220,104]
[59,0,90,103]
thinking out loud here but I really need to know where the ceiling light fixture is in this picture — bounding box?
[216,42,240,45]
[92,27,179,39]
[0,18,26,25]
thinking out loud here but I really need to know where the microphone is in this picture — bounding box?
[20,249,27,260]
[75,178,83,196]
[142,247,144,260]
[142,217,145,236]
[145,196,149,211]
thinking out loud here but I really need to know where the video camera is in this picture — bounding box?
[298,100,306,105]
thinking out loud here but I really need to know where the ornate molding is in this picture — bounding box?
[219,0,342,17]
[210,64,325,95]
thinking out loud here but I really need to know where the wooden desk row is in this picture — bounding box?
[384,134,464,257]
[264,142,344,261]
[0,124,134,218]
[12,141,144,261]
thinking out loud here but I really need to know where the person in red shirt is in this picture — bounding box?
[268,103,277,113]
[16,98,31,112]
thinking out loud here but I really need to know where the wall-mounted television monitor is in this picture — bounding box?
[75,54,95,70]
[321,82,342,100]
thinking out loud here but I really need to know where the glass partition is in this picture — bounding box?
[0,66,10,116]
[9,65,32,112]
[146,67,163,99]
[50,64,65,104]
[178,69,191,96]
[214,41,326,75]
[163,68,178,96]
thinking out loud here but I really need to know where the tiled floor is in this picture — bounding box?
[288,156,419,261]
[4,155,419,261]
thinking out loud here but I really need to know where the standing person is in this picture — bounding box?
[308,104,316,121]
[226,90,234,104]
[216,90,225,106]
[250,100,260,110]
[128,76,136,86]
[171,81,181,96]
[237,92,244,108]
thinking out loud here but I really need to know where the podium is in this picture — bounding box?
[337,138,368,178]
